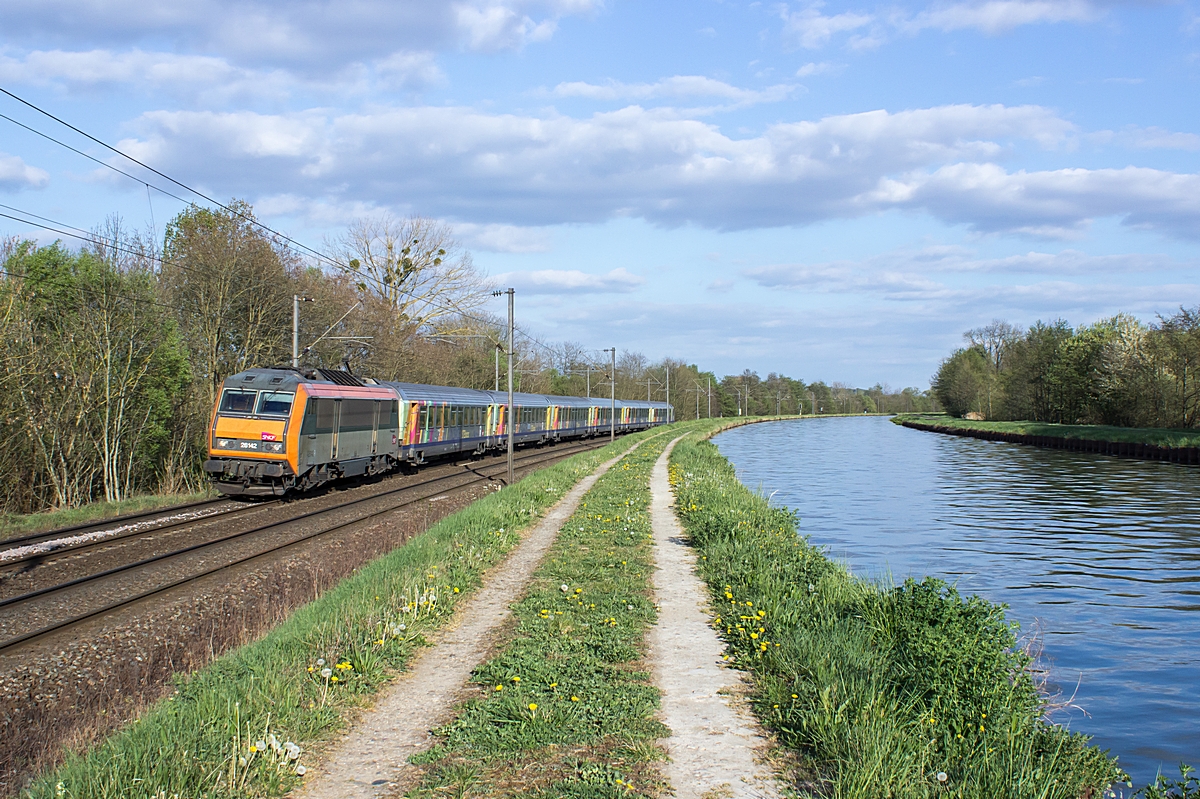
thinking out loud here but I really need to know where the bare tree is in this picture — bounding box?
[966,320,1022,372]
[333,215,492,335]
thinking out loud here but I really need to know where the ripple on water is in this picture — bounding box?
[714,416,1200,788]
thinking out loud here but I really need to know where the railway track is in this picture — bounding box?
[0,438,611,657]
[0,497,238,554]
[0,499,274,572]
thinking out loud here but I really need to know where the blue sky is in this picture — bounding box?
[1,0,1198,388]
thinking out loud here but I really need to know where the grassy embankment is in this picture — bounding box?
[0,491,214,543]
[893,413,1200,449]
[670,434,1126,799]
[404,425,721,797]
[25,430,671,799]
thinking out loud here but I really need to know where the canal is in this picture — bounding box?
[714,416,1200,788]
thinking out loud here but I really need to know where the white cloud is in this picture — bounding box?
[492,267,645,293]
[549,76,795,106]
[1123,125,1200,149]
[899,163,1200,237]
[796,61,839,77]
[454,3,559,51]
[0,0,594,72]
[111,102,1200,238]
[903,0,1100,35]
[0,48,445,100]
[0,152,50,190]
[455,223,553,253]
[778,0,1103,51]
[744,248,1189,295]
[780,3,874,49]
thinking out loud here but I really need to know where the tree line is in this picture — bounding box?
[931,313,1200,427]
[0,200,932,513]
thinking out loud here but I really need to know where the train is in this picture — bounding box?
[203,366,674,497]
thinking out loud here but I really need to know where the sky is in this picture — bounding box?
[1,0,1198,389]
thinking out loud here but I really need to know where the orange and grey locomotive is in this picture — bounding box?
[204,367,672,497]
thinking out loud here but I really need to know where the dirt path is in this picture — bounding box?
[292,438,648,799]
[647,437,782,799]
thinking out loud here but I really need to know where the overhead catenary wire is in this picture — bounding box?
[0,110,198,212]
[0,88,606,370]
[0,209,198,313]
[0,86,345,271]
[0,89,532,332]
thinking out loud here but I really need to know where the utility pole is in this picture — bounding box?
[292,295,313,367]
[809,391,817,415]
[707,375,711,418]
[603,347,616,442]
[495,343,501,392]
[492,289,516,485]
[665,364,669,416]
[506,289,514,485]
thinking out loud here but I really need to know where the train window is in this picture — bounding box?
[389,401,400,429]
[219,389,257,414]
[316,398,336,434]
[256,391,294,416]
[340,399,375,433]
[419,405,429,429]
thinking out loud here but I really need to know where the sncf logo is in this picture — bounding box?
[261,432,278,442]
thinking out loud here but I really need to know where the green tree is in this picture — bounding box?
[932,346,993,418]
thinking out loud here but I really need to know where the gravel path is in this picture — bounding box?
[292,438,648,799]
[648,437,782,799]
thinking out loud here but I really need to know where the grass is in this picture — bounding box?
[0,491,214,542]
[670,434,1127,799]
[26,431,670,799]
[894,413,1200,448]
[405,422,733,798]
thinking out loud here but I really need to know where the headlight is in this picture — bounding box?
[266,441,284,453]
[216,438,233,449]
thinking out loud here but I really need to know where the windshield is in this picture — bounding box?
[256,391,295,416]
[219,389,257,414]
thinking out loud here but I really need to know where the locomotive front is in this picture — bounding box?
[203,368,308,496]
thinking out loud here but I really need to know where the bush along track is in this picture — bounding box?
[25,433,665,799]
[405,428,712,798]
[669,436,1126,799]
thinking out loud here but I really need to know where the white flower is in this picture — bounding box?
[255,740,267,751]
[269,734,280,751]
[321,668,333,679]
[316,658,325,666]
[560,584,570,593]
[936,772,948,783]
[627,605,634,611]
[296,765,307,776]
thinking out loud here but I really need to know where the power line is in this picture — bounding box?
[0,111,197,211]
[0,86,346,271]
[0,204,206,280]
[0,89,565,355]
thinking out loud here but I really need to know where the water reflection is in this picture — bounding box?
[714,416,1200,787]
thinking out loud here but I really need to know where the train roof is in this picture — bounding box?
[222,368,672,410]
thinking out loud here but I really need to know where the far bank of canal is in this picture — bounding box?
[714,416,1199,788]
